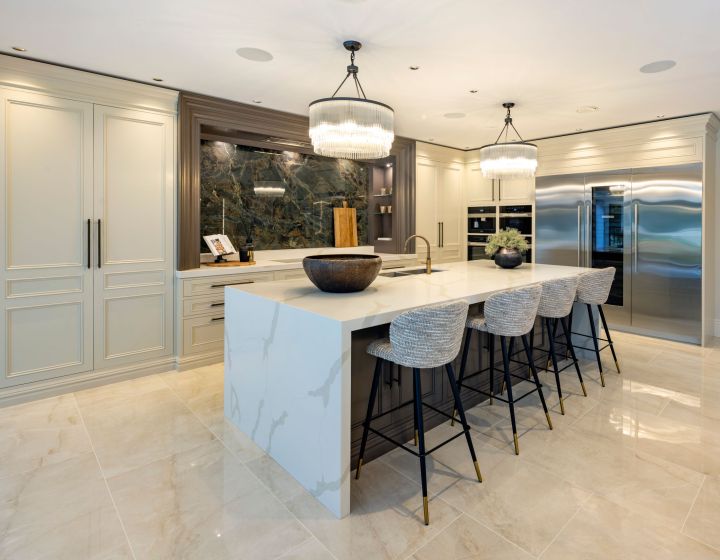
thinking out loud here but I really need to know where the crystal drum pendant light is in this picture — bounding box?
[479,102,538,179]
[309,41,394,160]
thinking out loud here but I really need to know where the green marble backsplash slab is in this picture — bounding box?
[200,141,369,251]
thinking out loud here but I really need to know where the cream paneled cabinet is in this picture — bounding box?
[466,162,534,204]
[0,89,174,389]
[416,158,463,262]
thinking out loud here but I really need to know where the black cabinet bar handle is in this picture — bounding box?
[87,219,91,269]
[97,219,102,269]
[210,280,254,288]
[211,317,225,322]
[210,302,225,307]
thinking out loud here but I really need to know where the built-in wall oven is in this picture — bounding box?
[499,204,532,235]
[467,206,496,260]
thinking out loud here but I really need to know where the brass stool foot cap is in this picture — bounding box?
[559,398,565,415]
[355,459,363,480]
[423,496,429,525]
[546,412,554,430]
[581,381,588,397]
[513,433,520,455]
[614,359,621,374]
[474,460,483,483]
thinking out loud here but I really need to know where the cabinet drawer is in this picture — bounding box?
[182,294,226,318]
[182,272,274,298]
[273,269,308,281]
[182,313,225,356]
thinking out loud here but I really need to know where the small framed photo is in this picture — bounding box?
[203,234,237,257]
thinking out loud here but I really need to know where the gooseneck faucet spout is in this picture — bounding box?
[404,235,432,274]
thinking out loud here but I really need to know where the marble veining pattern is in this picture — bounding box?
[0,331,719,558]
[200,141,369,251]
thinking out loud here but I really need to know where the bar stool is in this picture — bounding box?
[355,300,482,525]
[456,285,552,455]
[536,276,586,415]
[571,267,621,387]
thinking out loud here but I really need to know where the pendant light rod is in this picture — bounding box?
[493,102,527,144]
[330,41,368,99]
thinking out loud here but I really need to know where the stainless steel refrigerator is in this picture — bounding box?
[535,163,702,343]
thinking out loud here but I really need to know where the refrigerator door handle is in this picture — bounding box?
[633,202,639,272]
[577,204,582,267]
[585,202,591,268]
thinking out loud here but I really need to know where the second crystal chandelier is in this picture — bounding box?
[309,41,394,160]
[479,102,538,179]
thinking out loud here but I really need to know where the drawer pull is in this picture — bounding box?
[211,280,254,288]
[210,302,225,307]
[211,317,225,322]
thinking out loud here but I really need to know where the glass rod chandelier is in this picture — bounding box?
[479,102,538,179]
[309,40,394,160]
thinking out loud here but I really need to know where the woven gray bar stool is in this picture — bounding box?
[356,300,482,525]
[455,284,552,455]
[570,267,621,387]
[536,276,586,415]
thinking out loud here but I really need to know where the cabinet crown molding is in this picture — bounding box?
[0,54,178,114]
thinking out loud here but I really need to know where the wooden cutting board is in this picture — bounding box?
[333,201,358,248]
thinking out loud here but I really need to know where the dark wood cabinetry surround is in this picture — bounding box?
[178,92,416,269]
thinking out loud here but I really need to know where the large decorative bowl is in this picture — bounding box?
[302,254,382,293]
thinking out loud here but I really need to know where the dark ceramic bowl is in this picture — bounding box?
[303,254,382,293]
[493,248,523,269]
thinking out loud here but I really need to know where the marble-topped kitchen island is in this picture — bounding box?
[224,260,588,518]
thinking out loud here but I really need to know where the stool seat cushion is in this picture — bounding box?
[367,338,394,361]
[576,267,616,305]
[466,313,488,331]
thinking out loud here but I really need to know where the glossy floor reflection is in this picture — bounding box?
[1,331,719,559]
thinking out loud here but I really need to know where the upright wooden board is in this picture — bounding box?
[333,203,358,247]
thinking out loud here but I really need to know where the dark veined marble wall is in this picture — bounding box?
[200,141,369,251]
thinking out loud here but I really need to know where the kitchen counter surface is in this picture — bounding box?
[176,246,415,278]
[224,260,588,519]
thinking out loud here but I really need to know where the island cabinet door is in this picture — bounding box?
[92,105,175,371]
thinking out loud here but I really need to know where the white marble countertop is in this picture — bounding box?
[176,246,415,278]
[226,260,587,331]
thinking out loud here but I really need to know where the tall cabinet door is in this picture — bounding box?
[0,90,94,388]
[93,105,174,370]
[416,158,440,250]
[437,163,462,261]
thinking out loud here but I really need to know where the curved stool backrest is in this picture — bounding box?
[484,285,542,337]
[538,276,580,319]
[389,300,469,369]
[576,267,616,305]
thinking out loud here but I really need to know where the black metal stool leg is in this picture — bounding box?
[587,303,605,387]
[445,363,482,483]
[560,316,587,396]
[452,328,473,426]
[500,336,520,455]
[356,358,383,479]
[521,334,553,431]
[546,318,564,414]
[598,304,621,374]
[413,367,430,525]
[412,367,418,445]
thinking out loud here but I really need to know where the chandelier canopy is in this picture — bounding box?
[309,41,394,160]
[479,102,538,179]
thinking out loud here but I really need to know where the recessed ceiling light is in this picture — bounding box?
[152,77,163,82]
[428,138,435,141]
[409,66,420,70]
[469,89,478,94]
[640,60,676,74]
[443,112,466,119]
[236,47,274,62]
[656,114,665,118]
[576,105,599,113]
[11,46,26,52]
[576,128,584,132]
[252,99,262,104]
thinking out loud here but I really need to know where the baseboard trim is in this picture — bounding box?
[0,357,177,408]
[175,352,223,371]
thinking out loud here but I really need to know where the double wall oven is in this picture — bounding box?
[468,204,533,262]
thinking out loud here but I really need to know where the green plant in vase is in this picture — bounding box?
[485,228,528,269]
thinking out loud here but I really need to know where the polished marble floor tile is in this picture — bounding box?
[411,513,533,560]
[683,475,720,551]
[540,495,720,559]
[287,459,460,560]
[107,440,310,560]
[0,452,132,559]
[0,394,92,479]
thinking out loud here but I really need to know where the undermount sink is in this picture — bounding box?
[380,268,445,278]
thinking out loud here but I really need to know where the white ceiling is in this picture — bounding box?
[2,0,719,149]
